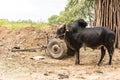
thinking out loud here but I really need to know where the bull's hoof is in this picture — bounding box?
[108,62,112,65]
[97,62,101,66]
[75,61,80,65]
[97,63,101,66]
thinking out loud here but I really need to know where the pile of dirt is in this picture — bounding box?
[0,26,57,51]
[0,26,120,80]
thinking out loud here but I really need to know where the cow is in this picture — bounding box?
[56,19,115,65]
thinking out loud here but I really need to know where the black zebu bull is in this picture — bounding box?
[56,20,115,65]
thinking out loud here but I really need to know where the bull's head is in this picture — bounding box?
[56,23,69,39]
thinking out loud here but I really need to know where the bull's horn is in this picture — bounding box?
[66,26,69,31]
[59,23,66,28]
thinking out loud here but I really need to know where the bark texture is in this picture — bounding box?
[95,0,120,48]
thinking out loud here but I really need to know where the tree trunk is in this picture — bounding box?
[94,0,120,48]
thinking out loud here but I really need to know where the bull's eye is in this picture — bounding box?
[60,29,64,33]
[61,30,63,33]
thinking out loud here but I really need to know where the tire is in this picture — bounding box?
[47,38,67,59]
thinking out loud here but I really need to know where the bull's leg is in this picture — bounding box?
[107,46,114,65]
[98,47,106,66]
[75,50,80,65]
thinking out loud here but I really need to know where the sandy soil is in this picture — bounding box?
[0,26,120,80]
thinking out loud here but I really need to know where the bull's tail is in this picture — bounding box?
[108,33,115,47]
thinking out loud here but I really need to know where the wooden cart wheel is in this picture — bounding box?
[47,38,67,59]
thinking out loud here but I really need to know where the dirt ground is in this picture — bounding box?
[0,26,120,80]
